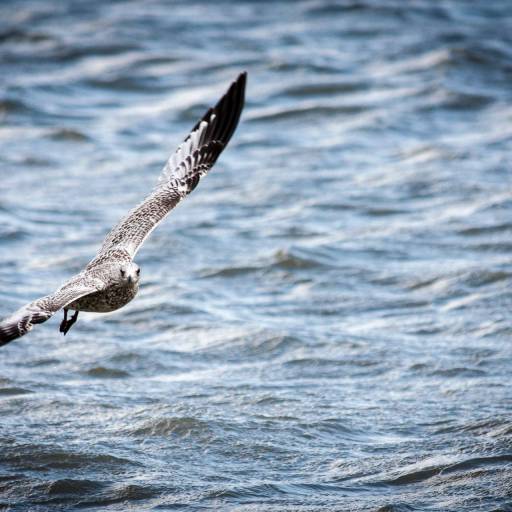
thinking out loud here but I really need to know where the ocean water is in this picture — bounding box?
[0,1,511,510]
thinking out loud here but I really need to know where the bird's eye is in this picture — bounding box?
[136,268,140,275]
[120,269,126,277]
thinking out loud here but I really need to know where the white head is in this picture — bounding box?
[118,262,140,285]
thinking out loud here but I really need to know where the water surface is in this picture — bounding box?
[0,1,511,510]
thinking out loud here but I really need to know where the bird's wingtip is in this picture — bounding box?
[233,71,247,88]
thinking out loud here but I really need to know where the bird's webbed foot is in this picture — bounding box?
[59,309,79,336]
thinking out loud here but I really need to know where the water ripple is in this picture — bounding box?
[1,0,511,510]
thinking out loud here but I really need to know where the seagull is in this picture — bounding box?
[0,72,246,347]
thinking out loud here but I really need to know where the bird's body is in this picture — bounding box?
[67,263,140,313]
[0,72,246,346]
[69,282,139,313]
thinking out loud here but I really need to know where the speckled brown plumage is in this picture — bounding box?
[0,72,246,347]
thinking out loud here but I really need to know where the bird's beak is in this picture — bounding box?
[128,276,132,283]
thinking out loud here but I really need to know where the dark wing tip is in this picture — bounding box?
[0,317,30,347]
[0,309,51,347]
[212,72,246,145]
[188,72,247,147]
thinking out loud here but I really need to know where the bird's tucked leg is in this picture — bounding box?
[59,309,68,333]
[59,309,79,336]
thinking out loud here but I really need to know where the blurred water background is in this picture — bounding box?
[0,1,511,510]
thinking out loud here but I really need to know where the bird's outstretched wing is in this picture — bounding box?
[0,276,104,346]
[96,72,246,260]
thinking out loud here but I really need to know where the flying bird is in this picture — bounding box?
[0,72,247,347]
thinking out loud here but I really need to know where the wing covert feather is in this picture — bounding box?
[97,72,246,259]
[0,277,104,346]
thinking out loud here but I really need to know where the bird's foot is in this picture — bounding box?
[59,308,68,333]
[59,310,79,336]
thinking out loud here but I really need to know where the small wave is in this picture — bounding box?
[2,475,160,508]
[434,417,511,436]
[108,351,145,364]
[248,103,366,122]
[86,75,167,93]
[279,79,366,98]
[440,90,493,111]
[63,483,158,507]
[200,264,263,278]
[418,86,493,113]
[242,334,302,358]
[463,270,511,288]
[22,357,61,367]
[284,357,379,369]
[396,144,457,164]
[0,28,56,44]
[367,48,453,77]
[298,418,357,438]
[83,366,131,379]
[383,466,442,486]
[454,44,512,72]
[46,478,105,495]
[458,222,512,236]
[382,454,512,486]
[48,43,141,63]
[471,242,512,253]
[17,156,53,167]
[0,225,28,242]
[45,128,90,142]
[187,331,302,362]
[363,207,409,216]
[0,98,33,116]
[208,482,284,500]
[429,367,486,378]
[440,455,512,474]
[283,356,384,380]
[2,445,137,470]
[0,386,33,397]
[106,483,158,503]
[377,505,417,512]
[272,247,329,269]
[0,97,88,122]
[130,416,212,438]
[403,268,509,294]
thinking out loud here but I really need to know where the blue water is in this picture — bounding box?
[1,1,511,510]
